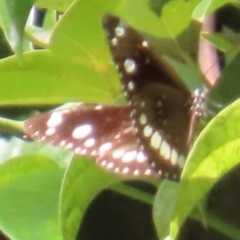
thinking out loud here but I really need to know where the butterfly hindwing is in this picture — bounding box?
[24,103,159,178]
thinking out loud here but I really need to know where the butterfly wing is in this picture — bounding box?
[24,103,159,178]
[103,14,191,180]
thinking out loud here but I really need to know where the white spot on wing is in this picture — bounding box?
[84,138,95,148]
[140,101,146,108]
[139,113,147,125]
[80,149,87,154]
[47,112,63,128]
[170,149,178,165]
[112,149,125,159]
[111,37,118,45]
[115,26,125,37]
[72,124,92,139]
[60,140,66,147]
[40,136,46,142]
[45,128,56,136]
[122,151,137,163]
[124,59,136,74]
[157,100,162,107]
[75,147,81,154]
[133,169,140,176]
[66,142,73,149]
[143,125,153,137]
[131,108,136,116]
[122,167,130,174]
[33,131,40,137]
[94,105,103,110]
[136,152,146,163]
[99,142,112,152]
[142,40,148,48]
[127,81,134,91]
[177,155,185,168]
[101,160,107,166]
[91,150,97,155]
[151,131,162,150]
[144,169,151,175]
[107,162,114,169]
[160,140,171,160]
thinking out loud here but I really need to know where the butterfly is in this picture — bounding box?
[24,14,206,181]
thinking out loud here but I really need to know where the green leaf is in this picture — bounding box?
[35,0,75,12]
[0,50,116,105]
[0,136,72,168]
[25,26,52,48]
[171,99,240,238]
[201,32,235,53]
[60,157,123,240]
[206,0,236,15]
[50,0,122,98]
[0,154,64,240]
[60,155,157,240]
[0,0,34,58]
[208,53,240,107]
[0,0,126,105]
[115,0,200,38]
[153,180,179,239]
[193,0,234,18]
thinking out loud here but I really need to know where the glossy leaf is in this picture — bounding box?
[171,99,240,238]
[60,156,126,240]
[0,153,64,240]
[0,0,34,57]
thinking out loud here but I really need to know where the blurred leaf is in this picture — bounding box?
[0,136,71,169]
[0,0,34,58]
[50,0,121,97]
[60,155,156,240]
[60,157,122,240]
[171,99,240,238]
[153,180,179,239]
[148,0,170,15]
[114,0,200,41]
[25,26,52,48]
[0,50,116,105]
[192,0,212,22]
[206,0,237,14]
[36,0,76,12]
[0,0,125,105]
[208,53,240,108]
[201,32,235,53]
[202,27,240,55]
[0,154,64,240]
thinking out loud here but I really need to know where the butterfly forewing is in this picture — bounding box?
[103,14,192,180]
[24,103,159,178]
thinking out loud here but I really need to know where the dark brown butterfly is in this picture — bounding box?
[24,14,206,181]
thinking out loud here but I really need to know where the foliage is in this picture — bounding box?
[0,0,239,240]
